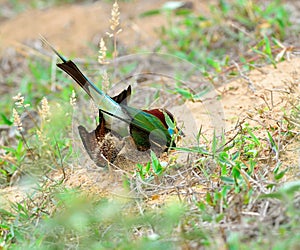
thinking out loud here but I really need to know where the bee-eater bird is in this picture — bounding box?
[43,39,179,152]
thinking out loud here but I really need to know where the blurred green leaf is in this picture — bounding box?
[1,113,13,125]
[150,151,163,175]
[261,181,300,200]
[175,87,193,100]
[139,9,161,17]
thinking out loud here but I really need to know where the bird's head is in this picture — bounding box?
[143,108,184,139]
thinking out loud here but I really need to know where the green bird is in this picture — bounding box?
[44,40,179,152]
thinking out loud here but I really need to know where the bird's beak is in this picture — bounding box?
[174,127,185,144]
[175,127,185,137]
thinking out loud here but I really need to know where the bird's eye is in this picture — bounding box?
[168,127,175,135]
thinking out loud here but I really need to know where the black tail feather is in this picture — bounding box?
[40,35,67,63]
[57,61,92,98]
[41,36,92,98]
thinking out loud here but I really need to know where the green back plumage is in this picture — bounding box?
[121,105,172,150]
